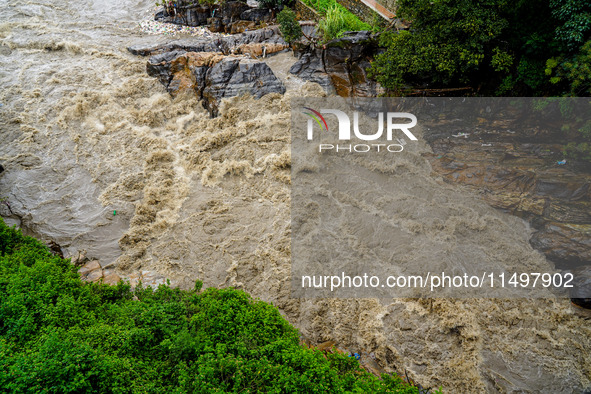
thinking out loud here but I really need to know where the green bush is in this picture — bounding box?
[0,218,424,393]
[278,8,303,44]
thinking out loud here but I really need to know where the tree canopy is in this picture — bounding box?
[370,0,591,96]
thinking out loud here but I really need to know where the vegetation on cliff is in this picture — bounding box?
[0,218,424,393]
[369,0,591,97]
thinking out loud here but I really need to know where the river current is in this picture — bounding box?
[0,0,590,392]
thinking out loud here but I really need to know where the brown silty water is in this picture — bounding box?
[0,0,589,392]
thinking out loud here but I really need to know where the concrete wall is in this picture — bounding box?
[336,0,376,24]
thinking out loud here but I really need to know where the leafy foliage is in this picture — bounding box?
[0,218,423,393]
[278,8,303,44]
[550,0,591,52]
[546,40,591,96]
[369,0,591,96]
[370,0,512,92]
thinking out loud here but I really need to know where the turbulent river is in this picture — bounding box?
[0,0,590,392]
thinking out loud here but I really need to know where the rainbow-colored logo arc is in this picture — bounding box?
[302,107,328,132]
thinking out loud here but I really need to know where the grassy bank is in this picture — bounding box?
[301,0,371,39]
[0,218,425,393]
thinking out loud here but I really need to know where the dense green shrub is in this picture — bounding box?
[369,0,591,96]
[0,218,425,393]
[278,8,303,44]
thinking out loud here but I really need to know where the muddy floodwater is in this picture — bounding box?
[0,0,590,392]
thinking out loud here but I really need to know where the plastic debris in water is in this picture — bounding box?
[113,210,117,216]
[452,132,470,138]
[557,159,567,165]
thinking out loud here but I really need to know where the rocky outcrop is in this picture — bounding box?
[131,27,288,116]
[422,112,591,303]
[147,50,285,116]
[289,31,382,97]
[154,1,271,33]
[129,26,288,57]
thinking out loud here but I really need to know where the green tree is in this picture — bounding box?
[370,0,513,93]
[277,8,303,44]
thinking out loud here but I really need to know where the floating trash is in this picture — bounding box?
[452,132,470,138]
[557,159,567,165]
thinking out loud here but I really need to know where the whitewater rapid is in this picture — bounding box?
[0,0,590,392]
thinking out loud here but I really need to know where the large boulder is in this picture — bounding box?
[204,58,285,115]
[220,1,251,31]
[186,5,212,27]
[147,50,285,117]
[240,8,273,23]
[289,31,382,97]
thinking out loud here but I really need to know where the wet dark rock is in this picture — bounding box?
[204,58,285,115]
[220,1,250,31]
[146,50,284,117]
[155,4,213,27]
[530,222,591,268]
[289,52,331,91]
[47,240,64,258]
[146,50,188,84]
[240,8,272,22]
[289,31,382,97]
[570,266,591,308]
[186,5,211,27]
[208,17,224,33]
[153,2,273,32]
